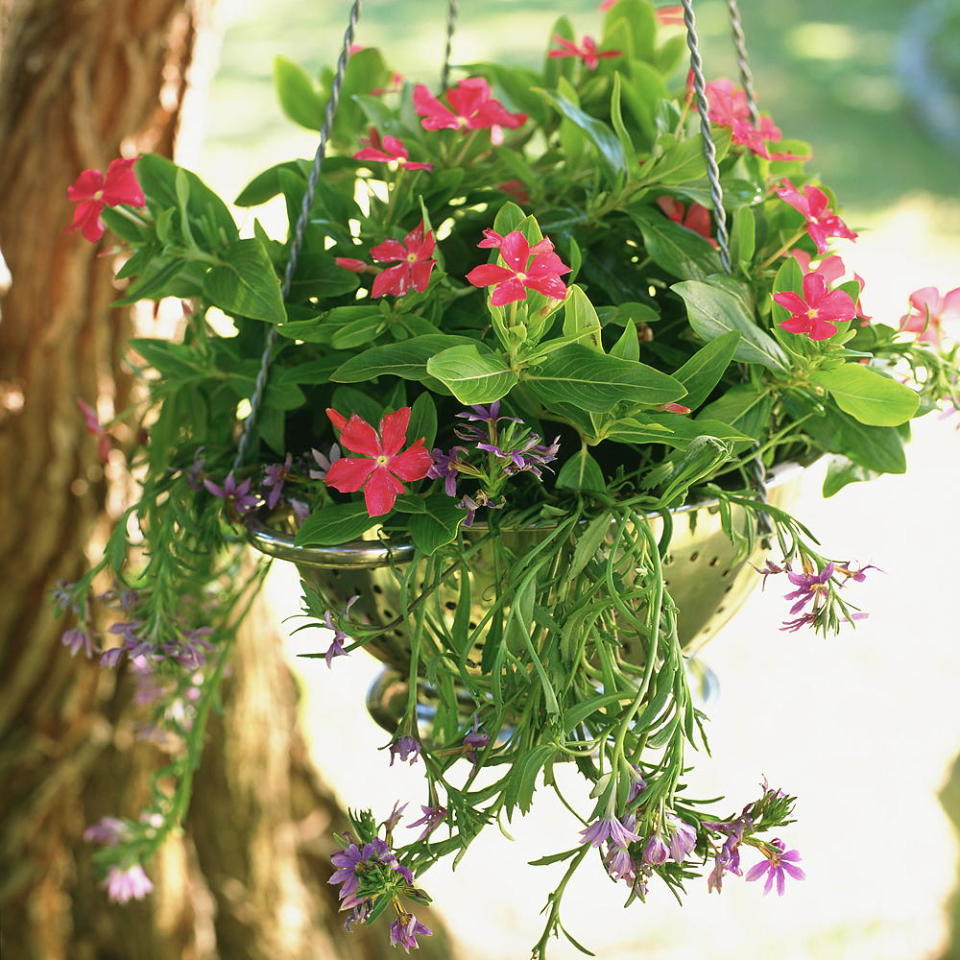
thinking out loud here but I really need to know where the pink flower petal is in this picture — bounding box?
[499,231,530,272]
[389,440,433,481]
[466,263,514,287]
[101,157,145,207]
[338,415,382,458]
[324,457,377,494]
[370,239,408,263]
[490,278,528,306]
[379,407,411,458]
[363,467,404,516]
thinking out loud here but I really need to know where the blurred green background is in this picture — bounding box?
[202,0,960,213]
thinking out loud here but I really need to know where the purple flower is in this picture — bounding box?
[84,817,128,846]
[309,444,342,480]
[579,815,642,850]
[290,498,311,523]
[603,844,636,882]
[641,834,669,865]
[455,401,521,425]
[322,595,358,667]
[329,838,411,910]
[780,611,817,633]
[458,491,504,527]
[837,562,880,583]
[61,627,98,659]
[627,766,648,803]
[666,813,697,862]
[752,558,787,590]
[476,434,560,479]
[745,839,805,895]
[389,913,433,953]
[160,627,214,669]
[463,717,490,764]
[203,472,260,516]
[427,446,467,497]
[262,453,293,511]
[52,579,82,613]
[389,736,422,767]
[384,801,408,833]
[99,647,125,668]
[103,864,153,903]
[784,563,834,614]
[185,448,205,491]
[98,586,140,611]
[407,805,447,841]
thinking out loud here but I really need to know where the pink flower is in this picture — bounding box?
[496,179,531,205]
[324,407,433,517]
[548,35,622,70]
[775,179,858,254]
[703,80,809,162]
[77,397,112,464]
[657,196,716,246]
[466,231,570,306]
[899,286,960,348]
[773,272,856,341]
[791,251,871,325]
[334,257,374,274]
[353,129,433,171]
[370,221,437,298]
[655,5,685,26]
[67,157,145,243]
[413,77,527,136]
[103,864,154,903]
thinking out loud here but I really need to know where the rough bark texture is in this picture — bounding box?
[0,2,454,957]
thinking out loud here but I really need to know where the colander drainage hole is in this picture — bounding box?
[372,584,383,594]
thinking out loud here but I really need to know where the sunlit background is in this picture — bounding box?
[195,2,960,957]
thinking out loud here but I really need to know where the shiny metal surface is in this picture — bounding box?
[249,462,806,668]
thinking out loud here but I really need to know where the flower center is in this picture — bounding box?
[406,253,418,263]
[515,271,527,281]
[375,455,390,467]
[805,308,819,319]
[456,115,468,128]
[93,189,104,201]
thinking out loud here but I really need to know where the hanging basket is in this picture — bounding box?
[248,461,807,670]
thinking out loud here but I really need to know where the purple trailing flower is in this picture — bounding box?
[98,585,140,611]
[290,498,311,523]
[322,595,358,667]
[52,579,82,614]
[203,472,260,516]
[458,491,504,527]
[641,834,669,865]
[160,626,214,669]
[389,736,422,767]
[84,817,128,846]
[784,563,834,614]
[61,627,98,659]
[329,838,413,911]
[455,401,522,425]
[579,815,642,850]
[389,913,433,953]
[779,611,817,633]
[185,448,205,491]
[427,446,467,497]
[476,434,560,479]
[627,766,648,804]
[103,864,154,903]
[666,813,697,862]
[407,805,447,841]
[309,444,342,480]
[463,717,490,764]
[262,453,293,510]
[752,558,787,590]
[131,659,167,705]
[603,843,636,883]
[836,562,879,583]
[745,839,805,895]
[384,801,408,833]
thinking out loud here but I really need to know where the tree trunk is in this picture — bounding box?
[0,3,454,957]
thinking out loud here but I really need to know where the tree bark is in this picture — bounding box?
[0,3,454,957]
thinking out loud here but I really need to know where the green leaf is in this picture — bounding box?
[603,417,678,445]
[202,239,286,324]
[610,320,640,361]
[426,345,519,404]
[274,56,325,129]
[331,335,474,383]
[235,160,306,206]
[407,495,466,556]
[671,279,789,372]
[698,384,773,440]
[556,450,606,492]
[731,205,756,269]
[602,0,656,62]
[296,502,378,546]
[823,456,880,496]
[408,392,438,449]
[526,345,684,413]
[330,313,386,350]
[672,330,740,409]
[537,90,627,184]
[810,365,919,427]
[330,386,382,426]
[562,286,603,352]
[288,252,361,301]
[630,207,723,281]
[569,513,612,579]
[802,405,906,474]
[649,128,731,184]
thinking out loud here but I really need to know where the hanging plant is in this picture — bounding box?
[57,0,959,954]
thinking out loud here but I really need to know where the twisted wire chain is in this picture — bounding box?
[725,0,759,124]
[681,0,770,532]
[233,0,364,471]
[680,0,731,273]
[441,0,459,91]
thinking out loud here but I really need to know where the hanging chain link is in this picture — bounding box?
[441,0,459,91]
[680,0,770,532]
[725,0,759,124]
[680,0,732,273]
[233,0,364,471]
